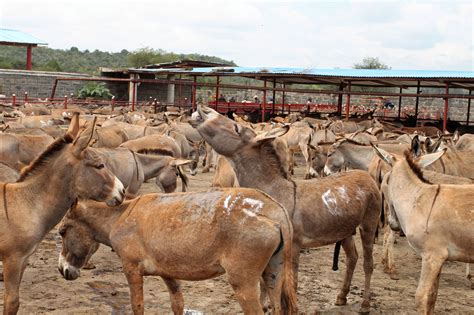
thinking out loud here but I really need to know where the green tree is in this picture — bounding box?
[353,57,391,70]
[77,83,113,99]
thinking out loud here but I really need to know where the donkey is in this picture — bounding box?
[58,189,297,314]
[323,138,409,176]
[190,105,381,313]
[0,113,125,314]
[373,146,474,314]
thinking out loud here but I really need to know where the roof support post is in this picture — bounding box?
[26,45,33,70]
[345,81,351,120]
[215,76,220,110]
[398,87,403,119]
[282,83,286,115]
[192,76,197,112]
[414,81,421,126]
[272,78,276,115]
[467,89,471,126]
[262,79,267,122]
[337,82,344,116]
[167,74,175,106]
[443,84,449,132]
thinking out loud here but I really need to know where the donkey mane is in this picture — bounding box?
[403,150,432,184]
[136,148,174,157]
[343,138,369,146]
[261,141,290,180]
[17,133,74,182]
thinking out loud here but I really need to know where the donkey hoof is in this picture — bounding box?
[359,300,371,314]
[335,296,347,306]
[82,262,96,270]
[389,271,400,280]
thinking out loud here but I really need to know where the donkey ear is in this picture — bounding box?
[415,148,446,168]
[371,143,394,166]
[72,116,97,155]
[254,125,289,142]
[411,135,422,157]
[452,130,460,143]
[66,112,80,138]
[170,159,194,167]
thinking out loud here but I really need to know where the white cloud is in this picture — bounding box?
[0,0,472,70]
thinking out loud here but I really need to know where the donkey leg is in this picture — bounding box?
[381,226,399,280]
[335,236,358,306]
[359,227,376,313]
[123,264,145,315]
[2,256,28,315]
[261,249,285,313]
[415,255,445,315]
[229,277,263,315]
[162,278,184,315]
[467,263,474,289]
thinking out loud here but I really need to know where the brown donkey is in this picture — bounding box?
[0,113,125,315]
[373,147,474,314]
[190,105,381,313]
[58,189,297,314]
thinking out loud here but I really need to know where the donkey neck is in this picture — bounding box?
[230,152,295,215]
[339,142,374,170]
[389,160,429,228]
[79,201,130,247]
[136,154,171,181]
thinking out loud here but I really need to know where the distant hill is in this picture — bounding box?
[0,46,236,74]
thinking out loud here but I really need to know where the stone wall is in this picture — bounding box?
[0,69,90,99]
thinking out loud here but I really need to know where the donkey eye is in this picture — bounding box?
[59,229,66,236]
[95,163,105,169]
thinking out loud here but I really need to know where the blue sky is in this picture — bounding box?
[1,0,472,70]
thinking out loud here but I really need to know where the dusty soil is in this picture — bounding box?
[1,165,472,314]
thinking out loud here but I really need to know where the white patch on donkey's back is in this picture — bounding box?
[322,190,341,216]
[337,186,349,203]
[242,198,264,217]
[223,194,241,215]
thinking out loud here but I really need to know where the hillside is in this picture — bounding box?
[0,46,236,74]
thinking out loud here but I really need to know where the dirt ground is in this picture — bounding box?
[1,165,473,314]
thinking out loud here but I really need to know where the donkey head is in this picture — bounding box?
[57,202,99,280]
[323,140,346,176]
[66,114,125,206]
[190,104,288,157]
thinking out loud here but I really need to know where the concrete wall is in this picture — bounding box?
[0,69,90,98]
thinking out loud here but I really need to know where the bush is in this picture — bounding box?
[77,83,113,99]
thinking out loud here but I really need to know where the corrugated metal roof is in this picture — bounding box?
[132,66,474,79]
[0,28,47,45]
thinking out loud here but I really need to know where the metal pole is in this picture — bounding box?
[398,87,403,119]
[178,75,182,108]
[26,45,32,70]
[415,81,421,126]
[24,92,28,104]
[443,84,449,132]
[467,89,472,126]
[282,83,286,114]
[192,76,197,112]
[337,82,344,115]
[262,79,267,122]
[64,95,68,109]
[132,81,136,111]
[345,81,351,120]
[272,78,276,115]
[12,94,16,107]
[111,96,116,111]
[215,76,220,111]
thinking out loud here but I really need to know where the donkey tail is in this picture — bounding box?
[280,228,298,314]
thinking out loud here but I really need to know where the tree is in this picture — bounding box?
[353,57,391,70]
